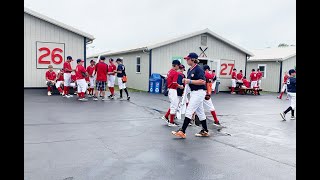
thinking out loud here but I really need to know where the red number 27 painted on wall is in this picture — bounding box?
[38,47,63,64]
[220,63,235,75]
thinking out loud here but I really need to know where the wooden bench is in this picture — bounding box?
[228,86,263,95]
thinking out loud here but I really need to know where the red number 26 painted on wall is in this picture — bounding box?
[38,47,63,64]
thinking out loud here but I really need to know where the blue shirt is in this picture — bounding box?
[177,73,185,96]
[287,77,296,93]
[187,64,206,91]
[117,64,126,77]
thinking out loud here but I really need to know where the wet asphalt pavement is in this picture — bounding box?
[24,89,296,180]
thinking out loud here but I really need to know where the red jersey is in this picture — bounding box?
[108,63,117,75]
[167,69,179,89]
[45,70,56,81]
[231,71,237,79]
[76,64,86,80]
[237,73,243,80]
[257,71,263,80]
[205,71,214,83]
[95,62,108,81]
[250,72,258,81]
[243,79,250,88]
[71,75,76,82]
[283,74,289,83]
[86,65,95,76]
[63,62,72,73]
[56,71,64,81]
[85,77,89,81]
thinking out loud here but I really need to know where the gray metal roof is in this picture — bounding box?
[88,28,253,58]
[248,46,296,62]
[24,7,95,42]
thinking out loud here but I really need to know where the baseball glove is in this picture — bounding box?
[205,94,211,100]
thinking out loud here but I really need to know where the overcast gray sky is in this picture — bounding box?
[24,0,296,56]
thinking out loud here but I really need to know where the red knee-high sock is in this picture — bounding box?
[82,92,85,98]
[165,109,170,119]
[279,92,284,99]
[170,114,175,123]
[231,87,234,93]
[58,87,63,93]
[64,86,68,95]
[211,111,219,123]
[47,87,51,91]
[111,87,115,95]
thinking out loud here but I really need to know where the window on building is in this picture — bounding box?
[201,35,207,46]
[136,56,141,73]
[258,64,267,78]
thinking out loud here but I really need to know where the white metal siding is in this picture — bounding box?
[246,61,280,92]
[24,13,85,87]
[108,52,149,91]
[282,56,296,81]
[151,33,247,91]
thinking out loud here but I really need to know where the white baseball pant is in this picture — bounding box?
[185,90,206,121]
[76,79,87,93]
[212,81,216,92]
[89,77,95,88]
[281,84,287,92]
[118,77,126,89]
[168,89,179,114]
[251,81,257,88]
[231,79,236,87]
[287,92,296,109]
[108,75,116,87]
[70,82,76,88]
[203,98,215,112]
[56,81,64,88]
[63,73,71,86]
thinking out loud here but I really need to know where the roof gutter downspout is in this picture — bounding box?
[245,55,248,75]
[84,37,87,68]
[278,60,283,93]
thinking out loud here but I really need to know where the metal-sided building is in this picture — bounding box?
[24,7,94,88]
[88,28,253,91]
[247,47,296,92]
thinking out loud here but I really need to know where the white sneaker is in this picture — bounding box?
[69,94,73,97]
[161,116,169,123]
[290,116,295,120]
[47,91,52,96]
[168,122,178,127]
[62,92,65,96]
[280,112,286,121]
[231,92,236,94]
[65,94,71,98]
[88,94,92,98]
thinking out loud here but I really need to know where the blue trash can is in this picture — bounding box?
[149,79,155,93]
[215,81,220,94]
[149,73,162,94]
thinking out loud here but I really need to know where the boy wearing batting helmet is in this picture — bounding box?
[162,60,184,127]
[280,69,296,121]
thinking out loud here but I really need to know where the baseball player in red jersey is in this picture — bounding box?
[203,65,221,126]
[107,58,117,99]
[211,70,217,94]
[75,59,89,101]
[56,69,64,95]
[45,65,56,96]
[256,68,263,87]
[237,70,243,81]
[242,76,250,88]
[63,56,74,98]
[93,56,108,101]
[231,68,237,94]
[86,60,96,97]
[162,60,184,127]
[277,71,289,99]
[250,69,258,88]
